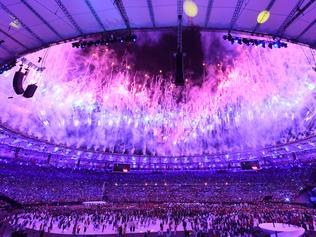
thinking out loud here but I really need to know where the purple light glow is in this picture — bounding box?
[0,32,316,158]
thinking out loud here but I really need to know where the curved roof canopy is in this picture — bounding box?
[0,0,316,63]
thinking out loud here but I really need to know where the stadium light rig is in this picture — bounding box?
[0,59,17,74]
[72,34,137,49]
[223,34,288,49]
[19,57,46,72]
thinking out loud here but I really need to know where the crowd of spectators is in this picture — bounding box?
[0,164,106,204]
[103,169,315,203]
[0,163,315,204]
[0,163,316,236]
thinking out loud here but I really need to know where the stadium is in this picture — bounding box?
[0,0,316,236]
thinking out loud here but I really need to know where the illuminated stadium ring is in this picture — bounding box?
[0,121,316,170]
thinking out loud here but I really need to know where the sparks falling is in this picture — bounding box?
[0,32,316,157]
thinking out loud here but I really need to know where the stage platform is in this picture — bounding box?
[259,223,305,237]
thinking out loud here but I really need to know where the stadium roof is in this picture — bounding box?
[0,0,316,63]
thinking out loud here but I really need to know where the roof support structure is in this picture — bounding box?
[146,0,156,28]
[277,0,315,37]
[0,24,316,63]
[0,49,10,63]
[175,0,184,86]
[21,0,63,40]
[84,0,106,32]
[113,0,131,30]
[177,0,183,52]
[0,1,45,44]
[0,44,14,56]
[252,0,276,33]
[204,0,214,27]
[276,0,305,37]
[55,0,84,35]
[0,28,29,50]
[295,18,316,40]
[229,0,244,31]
